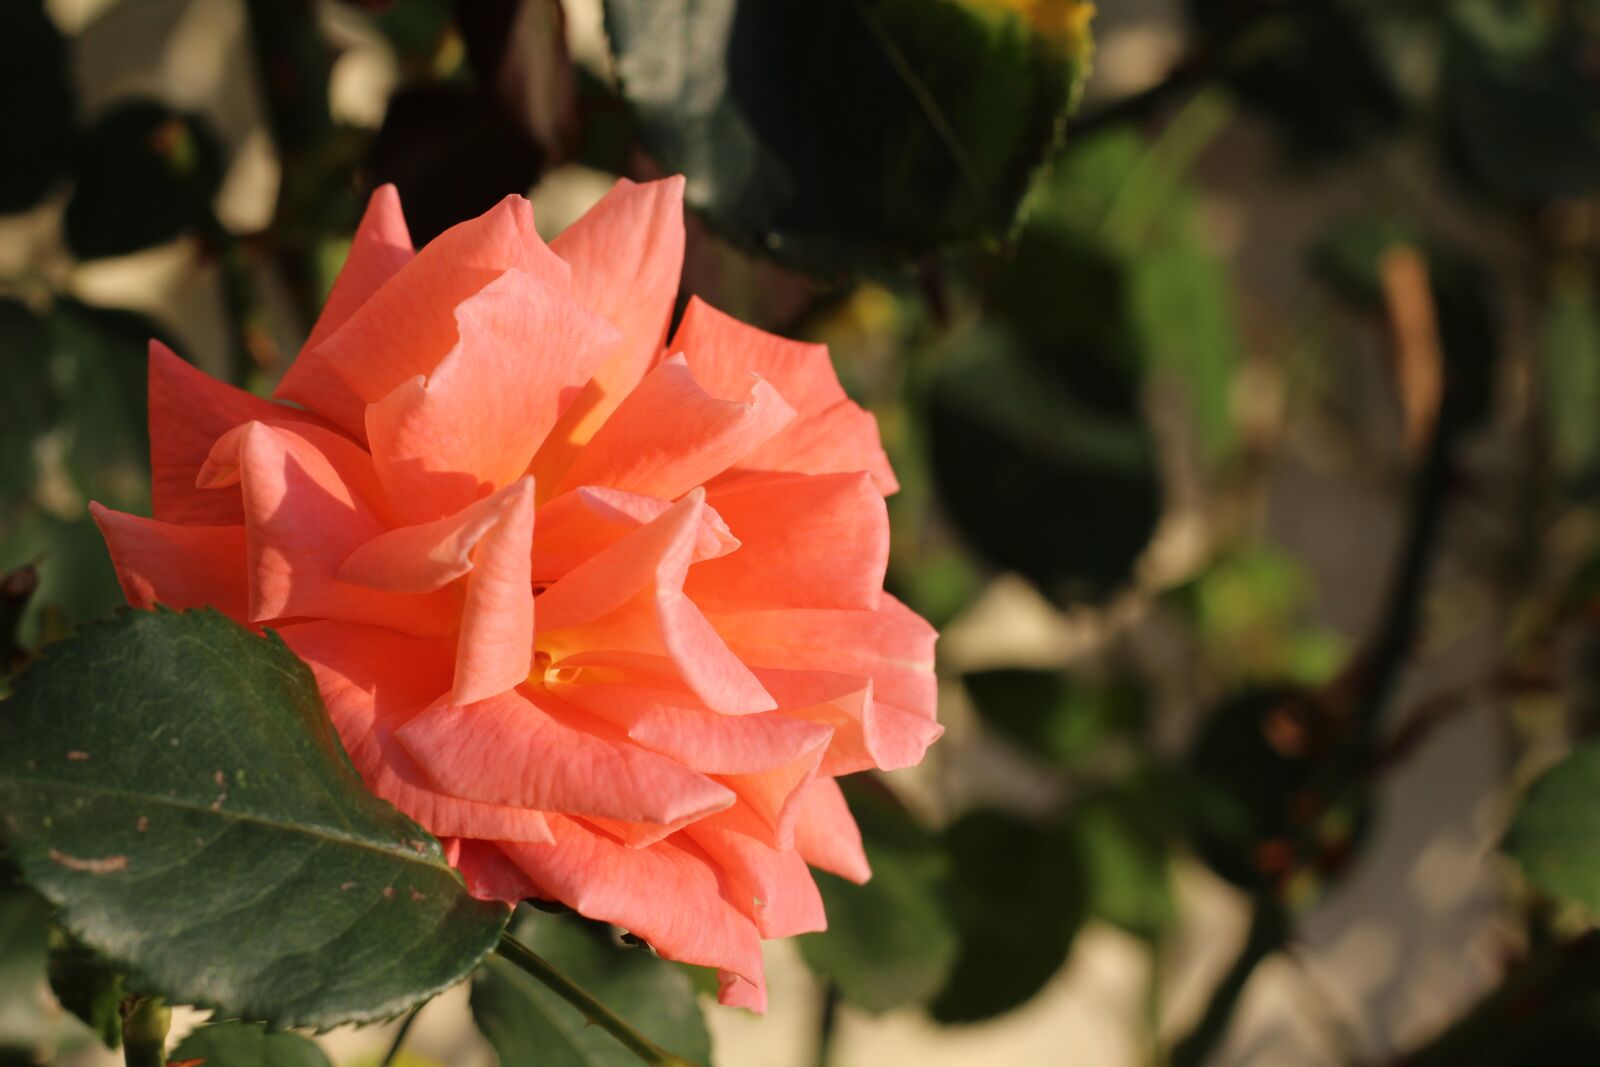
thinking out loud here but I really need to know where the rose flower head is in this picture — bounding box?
[91,178,941,1009]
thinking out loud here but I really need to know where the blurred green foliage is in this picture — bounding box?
[6,0,1600,1064]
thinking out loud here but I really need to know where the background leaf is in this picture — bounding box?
[169,1022,333,1067]
[64,100,225,260]
[797,779,958,1014]
[0,0,75,214]
[602,0,1092,272]
[471,909,712,1067]
[1507,740,1600,914]
[0,609,507,1029]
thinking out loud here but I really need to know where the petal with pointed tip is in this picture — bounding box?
[90,505,248,619]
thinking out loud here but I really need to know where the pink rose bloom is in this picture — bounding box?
[91,178,941,1009]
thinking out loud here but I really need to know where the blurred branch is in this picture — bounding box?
[1167,897,1289,1067]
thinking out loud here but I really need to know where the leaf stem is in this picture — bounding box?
[120,996,170,1067]
[494,932,698,1067]
[379,1002,424,1067]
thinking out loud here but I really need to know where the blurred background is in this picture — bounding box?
[4,0,1600,1064]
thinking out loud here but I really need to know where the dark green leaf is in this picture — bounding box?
[927,323,1161,604]
[962,668,1145,768]
[47,936,123,1049]
[798,779,957,1014]
[1185,687,1367,894]
[1445,0,1600,201]
[0,0,75,213]
[603,0,1093,272]
[930,810,1083,1023]
[50,301,162,511]
[472,910,712,1067]
[0,299,56,504]
[64,101,225,260]
[1066,782,1175,941]
[0,609,508,1029]
[1538,269,1600,489]
[1189,1,1401,165]
[170,1022,333,1067]
[1507,741,1600,914]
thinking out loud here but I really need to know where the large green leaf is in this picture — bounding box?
[64,101,225,260]
[602,0,1093,273]
[0,0,75,214]
[929,810,1083,1023]
[0,609,508,1029]
[1507,741,1600,913]
[797,779,957,1014]
[927,323,1161,604]
[169,1022,333,1067]
[471,910,712,1067]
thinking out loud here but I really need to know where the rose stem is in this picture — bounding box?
[495,931,697,1067]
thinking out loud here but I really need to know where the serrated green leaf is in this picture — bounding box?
[797,781,957,1014]
[170,1022,333,1067]
[0,609,508,1029]
[471,910,712,1067]
[602,0,1092,273]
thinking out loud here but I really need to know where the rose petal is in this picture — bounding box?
[310,195,571,412]
[148,341,328,526]
[686,803,826,938]
[279,621,554,844]
[395,688,735,827]
[533,177,685,486]
[498,815,765,998]
[537,491,775,714]
[688,471,888,612]
[277,184,416,435]
[554,356,794,502]
[90,505,248,619]
[793,778,870,885]
[365,269,619,524]
[674,297,897,493]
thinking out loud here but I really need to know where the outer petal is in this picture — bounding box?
[554,357,794,502]
[499,816,765,997]
[395,688,735,827]
[533,177,685,486]
[309,196,571,418]
[713,594,937,721]
[674,297,897,493]
[454,839,541,903]
[278,621,554,844]
[148,341,326,526]
[227,421,454,632]
[278,184,416,434]
[688,471,888,612]
[537,491,775,714]
[365,270,619,525]
[754,668,943,775]
[685,804,827,938]
[793,778,871,885]
[89,504,247,619]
